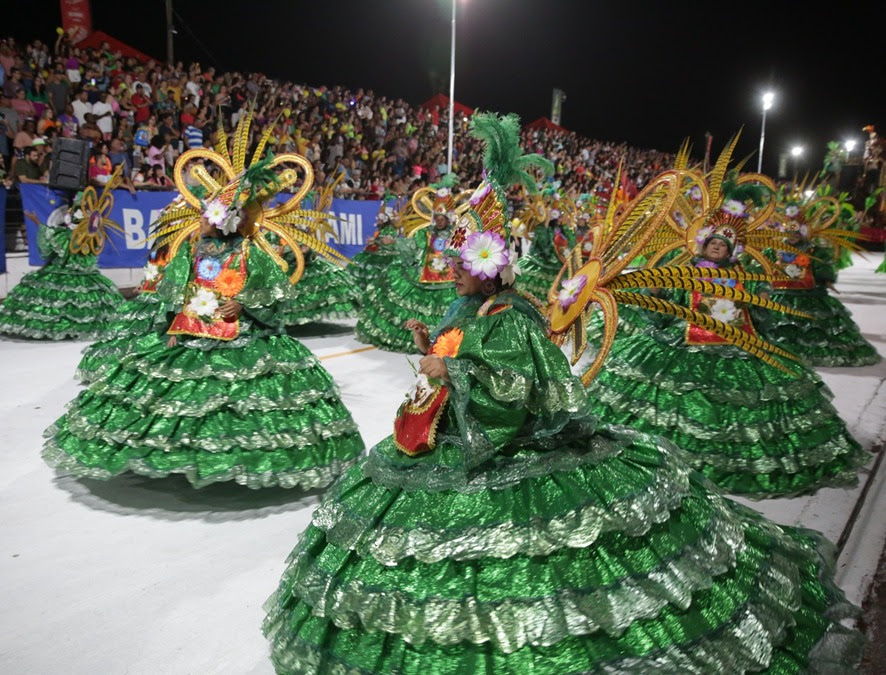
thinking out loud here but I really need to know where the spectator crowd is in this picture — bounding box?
[1,31,674,210]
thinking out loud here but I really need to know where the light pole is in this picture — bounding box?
[757,91,774,173]
[791,145,804,179]
[446,0,457,174]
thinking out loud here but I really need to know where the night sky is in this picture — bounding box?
[8,0,885,175]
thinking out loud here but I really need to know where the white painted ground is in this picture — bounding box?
[0,253,884,675]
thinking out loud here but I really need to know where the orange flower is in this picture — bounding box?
[795,254,810,267]
[430,327,464,358]
[214,268,246,297]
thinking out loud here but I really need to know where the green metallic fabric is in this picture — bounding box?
[263,292,862,673]
[280,254,359,326]
[355,229,457,353]
[761,246,880,367]
[0,225,124,340]
[584,268,867,497]
[43,239,364,489]
[348,224,400,297]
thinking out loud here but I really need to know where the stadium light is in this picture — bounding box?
[791,146,804,157]
[845,139,857,154]
[446,0,458,173]
[757,91,775,173]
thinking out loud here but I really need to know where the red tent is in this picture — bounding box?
[419,94,474,116]
[76,30,156,64]
[525,117,568,132]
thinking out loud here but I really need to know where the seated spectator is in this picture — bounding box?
[27,75,49,107]
[13,118,36,154]
[88,141,113,185]
[3,67,24,99]
[36,107,58,135]
[13,145,46,184]
[146,164,172,189]
[183,117,205,149]
[58,103,78,138]
[11,89,37,120]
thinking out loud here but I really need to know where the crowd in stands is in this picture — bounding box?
[0,32,674,205]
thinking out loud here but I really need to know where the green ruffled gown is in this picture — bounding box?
[348,223,400,298]
[43,235,365,489]
[263,290,863,673]
[0,224,123,340]
[762,244,880,367]
[516,223,574,302]
[356,226,458,352]
[584,258,867,498]
[280,250,359,326]
[76,251,171,384]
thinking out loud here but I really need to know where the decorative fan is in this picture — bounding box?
[68,165,125,255]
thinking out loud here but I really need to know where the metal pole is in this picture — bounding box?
[446,0,456,173]
[165,0,174,64]
[757,107,767,174]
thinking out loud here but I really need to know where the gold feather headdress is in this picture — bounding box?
[68,165,126,256]
[548,169,810,384]
[150,107,348,285]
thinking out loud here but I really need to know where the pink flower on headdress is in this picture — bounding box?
[557,274,587,310]
[688,185,703,201]
[436,187,451,198]
[460,230,508,280]
[721,199,747,217]
[785,204,800,218]
[693,225,714,248]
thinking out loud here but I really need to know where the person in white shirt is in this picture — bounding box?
[91,91,114,139]
[71,90,93,126]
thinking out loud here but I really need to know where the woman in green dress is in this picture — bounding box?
[761,191,880,367]
[348,200,401,297]
[262,113,863,673]
[0,185,124,340]
[355,180,467,352]
[43,115,364,489]
[584,174,867,498]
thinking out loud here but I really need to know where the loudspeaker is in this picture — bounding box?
[48,137,90,191]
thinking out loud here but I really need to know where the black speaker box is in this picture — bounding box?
[48,137,91,191]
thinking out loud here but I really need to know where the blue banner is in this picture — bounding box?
[20,185,381,268]
[0,187,6,274]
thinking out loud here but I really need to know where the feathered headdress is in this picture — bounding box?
[548,167,811,383]
[444,112,554,283]
[151,105,347,285]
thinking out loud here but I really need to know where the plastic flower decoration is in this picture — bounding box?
[693,225,714,249]
[430,256,449,273]
[785,204,800,218]
[557,274,587,310]
[721,199,747,217]
[469,182,492,206]
[187,288,219,318]
[436,187,451,198]
[460,230,509,280]
[688,185,703,201]
[499,243,521,286]
[203,199,227,227]
[143,263,160,282]
[710,299,740,323]
[197,257,223,281]
[429,327,464,358]
[783,263,804,279]
[214,268,246,297]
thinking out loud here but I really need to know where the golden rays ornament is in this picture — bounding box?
[151,105,348,286]
[548,169,811,384]
[68,166,126,256]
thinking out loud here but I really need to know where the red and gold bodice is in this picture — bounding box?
[168,239,248,341]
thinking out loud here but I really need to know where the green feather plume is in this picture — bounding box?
[721,171,771,206]
[470,112,554,193]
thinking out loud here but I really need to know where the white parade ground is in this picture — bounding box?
[1,253,885,674]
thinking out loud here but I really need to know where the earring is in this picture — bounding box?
[481,279,496,296]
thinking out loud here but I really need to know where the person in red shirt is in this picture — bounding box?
[131,83,151,124]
